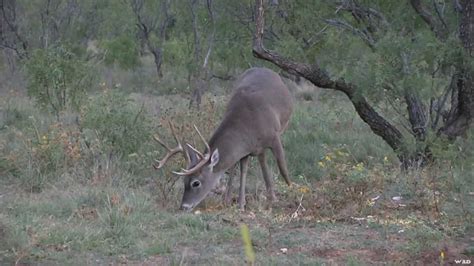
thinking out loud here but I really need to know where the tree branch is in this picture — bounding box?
[432,0,448,30]
[410,0,447,40]
[253,0,405,155]
[324,18,375,49]
[202,0,215,69]
[0,0,28,58]
[439,0,474,138]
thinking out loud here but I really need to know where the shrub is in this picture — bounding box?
[101,36,140,70]
[80,90,153,159]
[1,117,77,192]
[25,45,93,117]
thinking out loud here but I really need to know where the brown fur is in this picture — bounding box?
[180,67,293,210]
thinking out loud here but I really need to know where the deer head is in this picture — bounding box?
[153,122,221,211]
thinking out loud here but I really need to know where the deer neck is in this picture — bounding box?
[209,129,250,173]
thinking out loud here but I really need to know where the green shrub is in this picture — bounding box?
[1,118,71,192]
[101,36,140,70]
[25,45,93,116]
[80,90,153,158]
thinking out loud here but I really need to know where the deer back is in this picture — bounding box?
[209,67,293,172]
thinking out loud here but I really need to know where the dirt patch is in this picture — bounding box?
[311,247,406,264]
[127,255,171,265]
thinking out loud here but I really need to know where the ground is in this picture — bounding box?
[0,91,472,265]
[0,179,472,265]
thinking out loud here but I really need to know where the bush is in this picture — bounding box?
[101,35,141,70]
[1,117,77,192]
[25,45,93,116]
[80,90,153,158]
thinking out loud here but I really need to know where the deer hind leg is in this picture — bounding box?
[238,156,250,210]
[257,151,277,202]
[271,135,292,186]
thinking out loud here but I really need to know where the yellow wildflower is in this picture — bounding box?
[298,186,310,194]
[240,224,255,264]
[353,162,364,172]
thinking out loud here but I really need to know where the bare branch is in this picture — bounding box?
[432,0,448,30]
[130,0,171,78]
[253,0,404,154]
[431,75,454,129]
[325,18,375,49]
[202,0,215,69]
[0,0,28,58]
[452,0,462,13]
[302,25,328,50]
[410,0,447,40]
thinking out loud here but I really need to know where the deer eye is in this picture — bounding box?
[191,180,201,188]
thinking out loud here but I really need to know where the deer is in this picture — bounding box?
[154,67,293,211]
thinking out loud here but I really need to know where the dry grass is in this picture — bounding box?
[0,89,472,265]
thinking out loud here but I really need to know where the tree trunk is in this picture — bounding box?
[188,0,215,109]
[0,0,28,59]
[150,47,163,78]
[130,0,170,80]
[439,0,474,138]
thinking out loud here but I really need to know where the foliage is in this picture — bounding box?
[0,0,473,264]
[1,117,78,192]
[101,36,141,70]
[25,46,93,116]
[0,93,472,264]
[80,90,152,158]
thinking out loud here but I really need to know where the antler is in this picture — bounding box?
[172,125,212,176]
[153,121,189,169]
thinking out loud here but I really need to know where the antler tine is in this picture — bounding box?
[186,143,204,159]
[153,134,171,151]
[172,125,212,176]
[193,124,211,153]
[172,150,209,175]
[170,121,192,165]
[153,147,182,169]
[168,121,182,148]
[152,121,187,169]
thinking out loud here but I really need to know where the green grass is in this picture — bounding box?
[0,90,472,265]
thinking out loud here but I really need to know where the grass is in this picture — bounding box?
[0,84,472,265]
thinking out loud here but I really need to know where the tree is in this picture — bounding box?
[130,0,172,78]
[253,0,473,168]
[0,0,28,60]
[188,0,216,108]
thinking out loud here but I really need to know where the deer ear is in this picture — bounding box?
[209,149,219,168]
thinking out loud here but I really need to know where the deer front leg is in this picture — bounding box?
[257,151,277,202]
[224,173,233,205]
[238,156,250,210]
[271,135,291,186]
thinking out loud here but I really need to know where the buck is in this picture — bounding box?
[154,67,293,211]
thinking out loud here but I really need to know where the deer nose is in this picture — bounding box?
[180,203,193,211]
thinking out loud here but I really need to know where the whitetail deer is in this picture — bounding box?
[154,67,293,211]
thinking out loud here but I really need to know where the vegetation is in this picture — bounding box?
[0,0,472,265]
[26,45,92,116]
